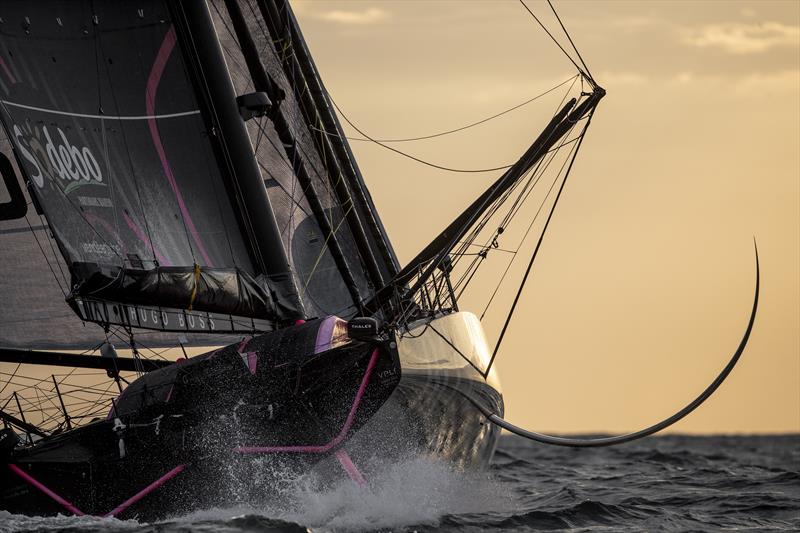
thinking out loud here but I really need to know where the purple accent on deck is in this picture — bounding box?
[236,337,257,374]
[103,465,185,517]
[122,210,171,266]
[233,348,380,454]
[314,316,338,354]
[165,383,175,403]
[146,26,213,267]
[237,337,252,352]
[8,464,85,516]
[334,449,367,487]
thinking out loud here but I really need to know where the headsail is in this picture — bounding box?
[207,0,399,319]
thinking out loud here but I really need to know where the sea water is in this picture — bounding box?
[1,435,797,532]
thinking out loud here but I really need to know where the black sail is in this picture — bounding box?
[208,0,399,319]
[0,0,304,336]
[0,138,241,349]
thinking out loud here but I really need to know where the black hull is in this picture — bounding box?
[1,313,502,519]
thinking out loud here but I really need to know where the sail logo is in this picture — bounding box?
[12,123,103,189]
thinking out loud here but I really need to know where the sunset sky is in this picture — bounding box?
[292,0,799,434]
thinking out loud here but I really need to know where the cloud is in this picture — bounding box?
[733,69,800,95]
[683,22,799,54]
[612,16,662,32]
[317,7,389,25]
[662,69,799,96]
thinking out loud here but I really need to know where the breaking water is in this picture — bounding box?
[1,435,798,532]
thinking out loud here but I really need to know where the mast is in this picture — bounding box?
[220,0,364,310]
[170,0,303,319]
[257,0,396,290]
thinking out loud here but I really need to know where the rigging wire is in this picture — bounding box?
[447,111,581,283]
[518,0,590,82]
[487,109,595,375]
[0,363,21,398]
[454,122,581,303]
[546,0,595,84]
[462,121,585,306]
[478,155,567,319]
[315,75,579,144]
[35,210,69,291]
[330,98,512,174]
[22,212,67,298]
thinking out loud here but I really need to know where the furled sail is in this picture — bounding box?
[0,0,306,336]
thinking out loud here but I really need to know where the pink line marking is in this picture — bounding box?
[234,348,379,454]
[246,352,258,375]
[83,213,126,256]
[236,338,257,374]
[122,210,171,266]
[0,55,17,84]
[8,463,184,518]
[146,26,213,267]
[8,464,85,516]
[237,337,252,352]
[165,383,175,403]
[334,449,366,486]
[103,465,185,518]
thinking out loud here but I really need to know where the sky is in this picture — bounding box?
[291,0,799,434]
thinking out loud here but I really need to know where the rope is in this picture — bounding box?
[316,75,578,143]
[546,0,595,84]
[518,0,588,80]
[188,263,201,310]
[487,110,595,374]
[330,98,512,174]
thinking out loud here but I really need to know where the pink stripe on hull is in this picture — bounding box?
[104,465,185,517]
[146,26,213,267]
[247,352,258,375]
[335,449,367,486]
[8,464,85,516]
[237,337,252,352]
[8,463,184,518]
[234,348,380,454]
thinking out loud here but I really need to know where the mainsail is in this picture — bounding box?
[0,0,399,343]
